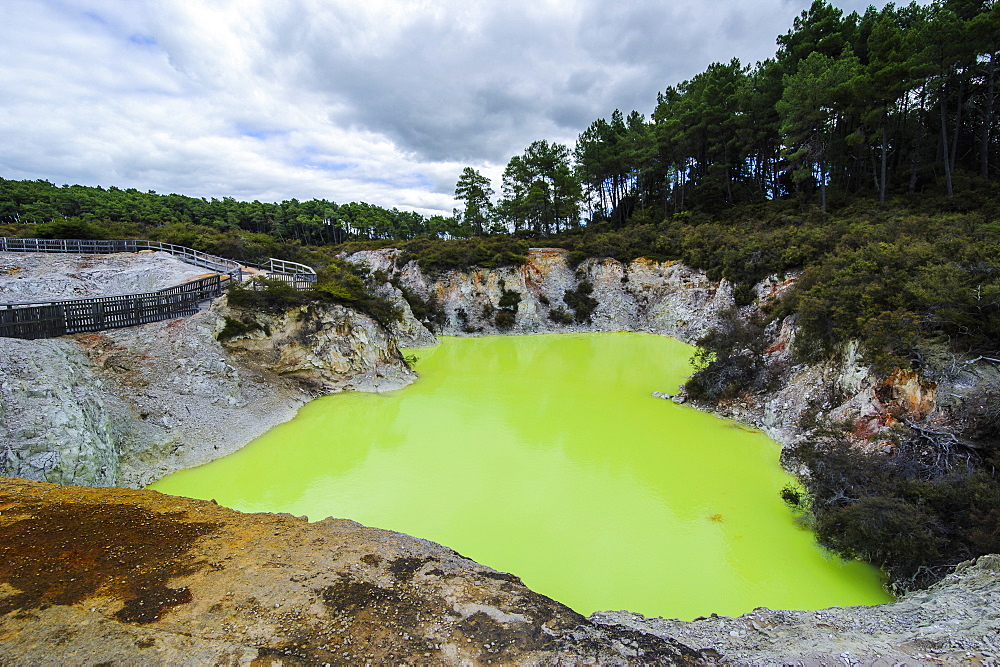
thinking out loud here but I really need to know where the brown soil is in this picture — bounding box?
[0,478,705,664]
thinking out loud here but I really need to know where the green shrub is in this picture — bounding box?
[227,261,402,327]
[495,310,516,329]
[685,309,776,401]
[399,236,529,273]
[217,315,268,341]
[548,307,574,325]
[397,284,445,332]
[563,280,598,323]
[227,278,313,312]
[785,433,1000,592]
[498,288,522,310]
[33,218,108,240]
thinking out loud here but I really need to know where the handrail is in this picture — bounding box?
[0,236,319,339]
[0,237,318,283]
[0,274,230,340]
[0,237,241,276]
[266,257,315,276]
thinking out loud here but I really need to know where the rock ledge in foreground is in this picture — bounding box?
[0,478,704,665]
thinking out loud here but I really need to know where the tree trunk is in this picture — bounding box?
[941,95,954,197]
[820,160,827,213]
[950,77,965,181]
[983,53,996,181]
[871,146,881,195]
[910,87,927,194]
[880,125,889,203]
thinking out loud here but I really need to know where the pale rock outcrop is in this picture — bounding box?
[348,247,736,342]
[595,554,1000,664]
[215,299,414,394]
[0,337,132,486]
[349,247,998,457]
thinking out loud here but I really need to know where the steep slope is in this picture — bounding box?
[1,278,414,487]
[350,247,738,343]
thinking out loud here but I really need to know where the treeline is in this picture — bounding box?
[618,0,999,216]
[4,1,996,242]
[457,0,999,236]
[0,178,467,243]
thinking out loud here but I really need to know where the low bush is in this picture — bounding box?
[685,309,777,401]
[495,310,516,329]
[784,428,1000,592]
[33,218,108,240]
[227,259,402,327]
[563,280,598,323]
[546,307,572,325]
[398,236,529,273]
[498,288,522,311]
[396,284,446,332]
[216,315,267,342]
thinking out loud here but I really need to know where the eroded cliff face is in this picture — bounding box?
[215,298,412,394]
[699,317,1000,454]
[0,337,132,486]
[350,247,737,343]
[596,553,1000,664]
[0,295,414,488]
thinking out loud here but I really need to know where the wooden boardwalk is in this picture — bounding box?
[0,238,316,340]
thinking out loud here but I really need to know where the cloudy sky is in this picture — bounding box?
[2,0,900,216]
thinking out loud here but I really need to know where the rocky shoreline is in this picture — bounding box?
[1,477,998,665]
[3,249,1000,664]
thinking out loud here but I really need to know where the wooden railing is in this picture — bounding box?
[0,237,243,276]
[0,237,318,285]
[0,237,318,339]
[0,274,230,340]
[242,257,319,289]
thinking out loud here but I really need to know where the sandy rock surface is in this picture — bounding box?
[0,251,211,302]
[0,478,705,665]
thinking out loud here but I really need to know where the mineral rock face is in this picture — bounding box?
[0,250,209,302]
[348,247,736,343]
[214,298,414,394]
[0,337,131,486]
[0,478,704,665]
[3,478,999,664]
[349,246,1000,457]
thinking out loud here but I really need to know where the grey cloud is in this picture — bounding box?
[1,0,924,217]
[260,0,817,164]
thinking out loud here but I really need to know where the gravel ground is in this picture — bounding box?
[593,554,1000,664]
[0,250,213,302]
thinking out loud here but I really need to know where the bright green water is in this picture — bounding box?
[151,332,891,619]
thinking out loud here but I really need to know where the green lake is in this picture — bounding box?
[150,332,891,619]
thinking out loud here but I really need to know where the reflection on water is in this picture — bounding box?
[151,332,891,619]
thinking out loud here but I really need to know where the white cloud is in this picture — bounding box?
[0,0,913,217]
